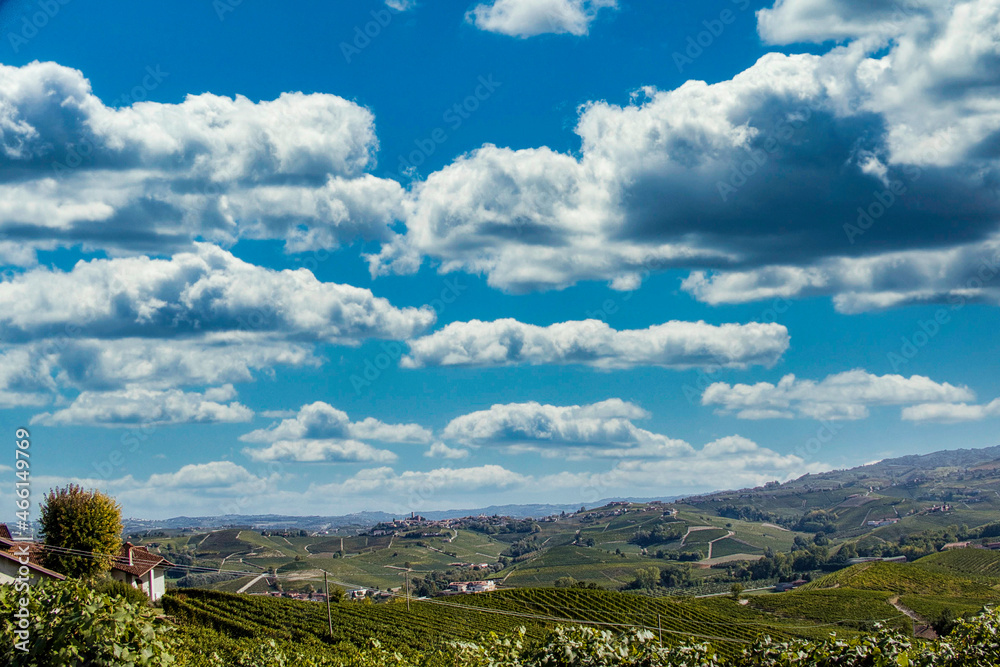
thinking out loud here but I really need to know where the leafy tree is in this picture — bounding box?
[626,566,660,590]
[729,582,744,600]
[793,509,838,534]
[39,484,122,579]
[502,537,542,559]
[629,522,684,547]
[659,563,692,588]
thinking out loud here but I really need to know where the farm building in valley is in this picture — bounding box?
[446,580,497,593]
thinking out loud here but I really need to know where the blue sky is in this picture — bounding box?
[1,0,998,518]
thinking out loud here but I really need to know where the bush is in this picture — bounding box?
[175,572,240,588]
[95,577,151,606]
[931,607,958,637]
[0,578,174,666]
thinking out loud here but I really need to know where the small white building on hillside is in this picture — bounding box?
[447,580,496,593]
[110,543,174,602]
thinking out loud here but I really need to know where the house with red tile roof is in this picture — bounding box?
[0,524,65,584]
[0,547,66,584]
[110,542,175,602]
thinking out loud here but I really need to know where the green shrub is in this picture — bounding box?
[95,577,152,607]
[0,578,175,666]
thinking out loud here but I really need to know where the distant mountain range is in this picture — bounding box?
[681,444,1000,503]
[120,444,1000,533]
[122,497,683,532]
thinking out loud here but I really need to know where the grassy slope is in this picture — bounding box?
[747,588,909,632]
[913,548,1000,579]
[802,561,1000,600]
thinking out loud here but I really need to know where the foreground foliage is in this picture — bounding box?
[0,579,174,666]
[8,579,1000,666]
[170,610,1000,667]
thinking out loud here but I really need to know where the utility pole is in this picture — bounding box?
[324,571,333,639]
[405,569,411,612]
[657,614,662,647]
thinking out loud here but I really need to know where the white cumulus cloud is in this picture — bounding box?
[756,0,939,45]
[240,402,433,444]
[467,0,617,37]
[240,402,431,463]
[702,370,976,420]
[0,244,434,344]
[0,61,405,260]
[902,398,1000,423]
[313,464,530,497]
[369,0,1000,311]
[443,399,695,459]
[31,385,253,426]
[542,435,825,499]
[403,318,789,369]
[425,442,471,459]
[243,439,398,463]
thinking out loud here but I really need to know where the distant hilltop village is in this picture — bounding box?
[362,511,557,540]
[360,506,678,540]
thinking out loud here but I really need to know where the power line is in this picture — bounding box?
[27,543,347,584]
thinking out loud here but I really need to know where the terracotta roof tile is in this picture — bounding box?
[0,537,63,578]
[111,542,174,577]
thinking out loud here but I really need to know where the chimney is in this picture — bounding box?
[128,545,133,566]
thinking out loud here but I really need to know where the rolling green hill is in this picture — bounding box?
[129,444,1000,601]
[913,548,1000,580]
[747,588,908,631]
[801,561,1000,599]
